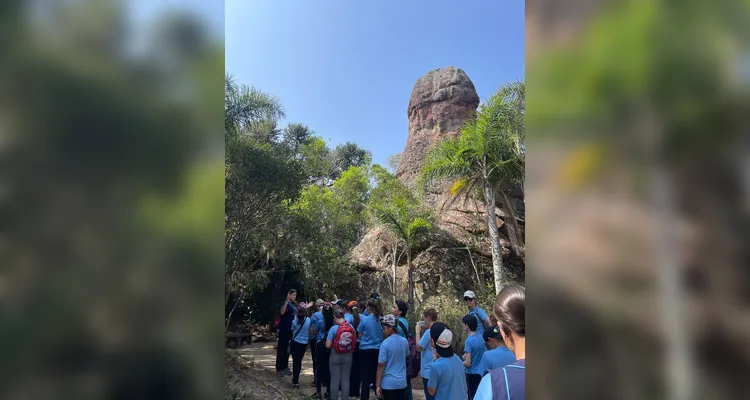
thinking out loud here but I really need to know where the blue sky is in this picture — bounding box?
[227,0,524,167]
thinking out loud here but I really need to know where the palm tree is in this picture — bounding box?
[225,73,285,138]
[421,81,525,294]
[371,193,433,312]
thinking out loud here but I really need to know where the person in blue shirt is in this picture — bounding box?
[462,315,485,399]
[415,307,438,400]
[357,298,383,400]
[289,305,311,388]
[478,326,516,376]
[473,285,525,400]
[326,309,355,400]
[463,290,491,337]
[276,289,297,378]
[343,301,355,325]
[347,301,362,398]
[376,314,409,400]
[309,299,325,387]
[312,302,333,400]
[426,322,467,400]
[361,292,380,316]
[391,300,413,400]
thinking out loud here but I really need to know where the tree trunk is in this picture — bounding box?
[392,243,398,302]
[226,294,243,333]
[484,181,505,294]
[407,247,414,313]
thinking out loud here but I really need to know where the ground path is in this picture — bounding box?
[234,341,426,400]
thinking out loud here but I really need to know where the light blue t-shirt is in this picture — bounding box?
[356,314,383,350]
[291,317,311,344]
[310,310,323,340]
[467,306,489,336]
[344,313,354,325]
[327,324,340,342]
[418,328,434,379]
[464,333,486,375]
[314,318,329,341]
[477,346,516,375]
[427,354,467,400]
[377,334,409,390]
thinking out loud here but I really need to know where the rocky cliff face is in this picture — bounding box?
[396,67,480,185]
[350,67,524,300]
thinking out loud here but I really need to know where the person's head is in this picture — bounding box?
[462,314,478,333]
[287,289,297,301]
[393,300,408,317]
[463,290,477,309]
[482,325,505,349]
[348,301,361,325]
[322,302,334,329]
[423,308,438,326]
[315,298,324,310]
[429,322,454,358]
[297,305,307,322]
[366,298,381,318]
[381,314,397,337]
[369,292,380,301]
[333,309,345,323]
[493,284,525,354]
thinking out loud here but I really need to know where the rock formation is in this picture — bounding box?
[396,67,480,185]
[350,67,524,301]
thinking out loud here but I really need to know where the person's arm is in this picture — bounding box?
[484,316,492,328]
[427,366,438,396]
[463,351,472,368]
[416,326,429,352]
[279,299,288,315]
[326,339,333,349]
[375,363,385,398]
[415,322,422,350]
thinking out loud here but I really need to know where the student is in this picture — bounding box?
[426,322,468,400]
[310,299,325,387]
[473,285,525,400]
[376,315,409,400]
[276,289,298,378]
[343,300,355,325]
[462,315,485,399]
[289,305,311,388]
[477,326,516,376]
[357,298,383,400]
[326,309,356,400]
[391,300,413,400]
[313,302,333,400]
[347,301,362,398]
[463,290,492,336]
[362,292,380,316]
[415,308,438,400]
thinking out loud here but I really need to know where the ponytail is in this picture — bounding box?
[351,306,360,329]
[366,298,382,320]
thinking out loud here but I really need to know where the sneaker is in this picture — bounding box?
[284,368,292,376]
[311,394,321,400]
[324,393,331,400]
[293,383,300,390]
[276,371,285,378]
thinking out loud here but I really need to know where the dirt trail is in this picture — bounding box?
[234,342,426,400]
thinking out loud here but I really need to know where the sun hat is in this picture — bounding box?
[381,314,397,328]
[430,322,454,357]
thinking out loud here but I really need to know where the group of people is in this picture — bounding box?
[274,285,526,400]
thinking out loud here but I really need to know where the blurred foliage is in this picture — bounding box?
[527,0,750,399]
[0,0,223,399]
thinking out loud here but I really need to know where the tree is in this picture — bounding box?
[329,141,372,181]
[225,74,284,139]
[370,184,433,312]
[421,81,525,294]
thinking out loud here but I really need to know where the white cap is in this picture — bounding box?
[435,329,453,348]
[463,290,476,299]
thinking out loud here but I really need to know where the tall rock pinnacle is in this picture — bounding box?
[395,67,480,185]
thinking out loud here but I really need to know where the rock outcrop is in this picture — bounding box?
[350,67,524,300]
[396,67,480,185]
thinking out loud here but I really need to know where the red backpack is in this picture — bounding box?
[332,321,356,353]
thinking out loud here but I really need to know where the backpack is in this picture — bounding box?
[332,321,356,353]
[397,320,421,379]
